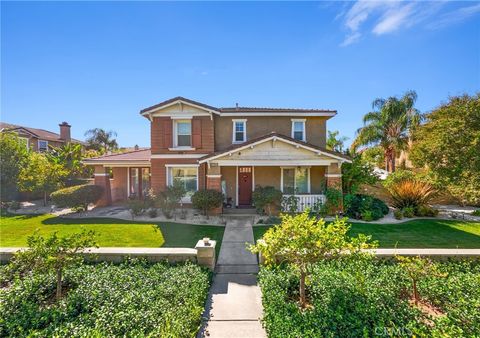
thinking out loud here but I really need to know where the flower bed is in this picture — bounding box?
[259,259,480,337]
[0,261,210,337]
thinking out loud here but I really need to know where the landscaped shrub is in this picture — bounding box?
[127,198,145,219]
[191,189,223,218]
[387,179,436,210]
[415,204,439,217]
[281,194,299,214]
[394,209,403,220]
[258,259,480,337]
[252,186,282,216]
[383,169,416,190]
[157,181,186,218]
[0,261,210,337]
[402,206,415,218]
[50,184,104,211]
[472,209,480,216]
[344,194,389,221]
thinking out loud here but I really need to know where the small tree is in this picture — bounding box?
[18,152,67,206]
[0,132,29,201]
[252,186,283,216]
[9,230,97,301]
[341,155,379,195]
[396,255,446,305]
[250,211,375,308]
[191,189,223,219]
[47,143,87,180]
[158,180,186,218]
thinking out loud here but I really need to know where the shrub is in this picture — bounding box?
[7,201,21,211]
[50,184,104,211]
[281,194,299,214]
[191,189,223,218]
[157,181,186,218]
[252,186,282,216]
[402,206,415,218]
[344,194,389,221]
[383,169,416,190]
[472,209,480,216]
[387,179,436,210]
[415,205,439,217]
[147,208,158,218]
[394,209,403,220]
[0,261,210,337]
[361,210,373,221]
[127,198,145,219]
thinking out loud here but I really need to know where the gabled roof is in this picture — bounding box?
[198,132,351,163]
[139,96,337,117]
[0,122,85,144]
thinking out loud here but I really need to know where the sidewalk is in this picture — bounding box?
[198,216,266,338]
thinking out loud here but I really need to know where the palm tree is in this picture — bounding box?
[84,128,118,154]
[351,90,422,172]
[326,130,349,153]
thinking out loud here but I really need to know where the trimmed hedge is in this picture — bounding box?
[344,194,389,221]
[191,189,223,217]
[259,259,480,337]
[0,261,210,337]
[50,184,104,211]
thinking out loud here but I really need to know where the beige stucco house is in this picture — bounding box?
[84,97,350,214]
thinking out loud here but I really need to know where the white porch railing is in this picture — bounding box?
[282,194,326,213]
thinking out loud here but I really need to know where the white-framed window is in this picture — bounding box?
[281,167,310,194]
[19,137,29,150]
[174,119,192,147]
[167,166,198,201]
[38,140,48,152]
[291,119,306,142]
[232,119,247,143]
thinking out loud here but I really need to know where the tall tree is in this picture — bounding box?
[84,128,118,154]
[0,133,29,201]
[19,153,67,206]
[326,130,349,153]
[351,90,422,172]
[47,143,86,180]
[410,94,480,205]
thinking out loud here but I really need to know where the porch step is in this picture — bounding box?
[215,264,260,274]
[223,208,257,215]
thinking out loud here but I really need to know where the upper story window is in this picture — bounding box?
[291,119,306,142]
[174,120,192,147]
[38,140,48,152]
[232,119,247,143]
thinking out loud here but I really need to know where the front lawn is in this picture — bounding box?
[254,219,480,248]
[259,259,480,337]
[0,214,224,255]
[0,261,210,337]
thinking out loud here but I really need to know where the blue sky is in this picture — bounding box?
[2,1,479,147]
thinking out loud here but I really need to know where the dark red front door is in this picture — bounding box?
[238,167,252,206]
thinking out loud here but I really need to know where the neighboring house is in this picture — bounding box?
[84,97,351,213]
[0,121,84,152]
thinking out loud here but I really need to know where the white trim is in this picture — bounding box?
[168,147,196,151]
[235,166,238,207]
[94,173,110,177]
[291,119,306,142]
[151,154,207,159]
[127,167,130,197]
[173,119,192,148]
[198,135,350,163]
[221,112,336,117]
[206,174,222,178]
[141,99,221,116]
[252,166,255,191]
[325,173,342,178]
[18,137,29,150]
[165,164,199,168]
[213,160,336,166]
[170,115,193,120]
[232,119,247,143]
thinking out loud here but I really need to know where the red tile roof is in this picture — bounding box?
[0,122,85,144]
[83,148,151,162]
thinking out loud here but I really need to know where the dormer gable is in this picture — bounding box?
[140,96,220,121]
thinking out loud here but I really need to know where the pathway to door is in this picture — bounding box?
[198,216,266,338]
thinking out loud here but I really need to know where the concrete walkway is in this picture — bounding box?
[198,216,266,338]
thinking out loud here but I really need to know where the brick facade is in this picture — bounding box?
[94,166,112,206]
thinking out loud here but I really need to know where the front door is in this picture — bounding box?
[238,166,252,206]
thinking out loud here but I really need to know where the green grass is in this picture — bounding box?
[253,219,480,248]
[0,214,224,255]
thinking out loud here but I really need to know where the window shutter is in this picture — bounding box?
[163,120,173,149]
[192,118,202,148]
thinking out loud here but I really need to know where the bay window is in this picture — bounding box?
[281,167,310,194]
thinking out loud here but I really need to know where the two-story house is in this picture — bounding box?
[0,121,83,151]
[84,97,351,213]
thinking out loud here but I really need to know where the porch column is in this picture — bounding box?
[326,162,343,212]
[94,165,112,206]
[206,165,222,215]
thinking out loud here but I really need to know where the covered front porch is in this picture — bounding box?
[199,133,350,213]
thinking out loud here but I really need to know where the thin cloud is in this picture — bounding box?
[339,1,480,47]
